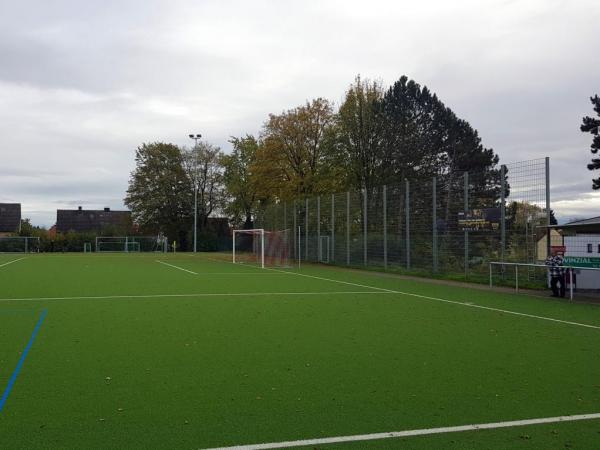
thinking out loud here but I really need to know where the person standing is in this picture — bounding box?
[546,250,565,298]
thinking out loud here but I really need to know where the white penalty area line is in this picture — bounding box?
[202,412,600,450]
[0,291,392,303]
[0,257,26,269]
[156,260,199,275]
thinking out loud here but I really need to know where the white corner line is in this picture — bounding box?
[201,412,600,450]
[156,260,198,275]
[0,257,27,269]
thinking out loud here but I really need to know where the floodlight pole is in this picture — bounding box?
[188,133,202,252]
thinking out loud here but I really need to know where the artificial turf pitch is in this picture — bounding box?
[0,253,599,449]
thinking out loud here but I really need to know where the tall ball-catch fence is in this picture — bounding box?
[257,158,549,282]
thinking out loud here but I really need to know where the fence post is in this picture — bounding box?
[500,165,506,262]
[331,193,335,262]
[317,196,321,262]
[305,198,309,261]
[464,172,469,279]
[432,177,438,273]
[383,185,387,270]
[293,201,297,260]
[283,202,287,233]
[405,179,410,270]
[346,191,350,265]
[545,157,551,258]
[363,188,367,266]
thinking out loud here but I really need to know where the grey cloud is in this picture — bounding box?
[0,0,599,227]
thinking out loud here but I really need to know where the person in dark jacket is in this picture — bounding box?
[545,250,565,298]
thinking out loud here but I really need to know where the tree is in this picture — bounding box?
[19,218,35,236]
[376,76,501,234]
[222,135,260,229]
[336,76,385,191]
[182,141,225,230]
[124,142,192,247]
[254,98,341,200]
[581,95,600,190]
[378,76,500,182]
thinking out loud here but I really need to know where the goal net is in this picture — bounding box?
[233,229,290,268]
[0,236,40,253]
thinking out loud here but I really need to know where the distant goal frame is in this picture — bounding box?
[232,228,265,268]
[0,236,40,253]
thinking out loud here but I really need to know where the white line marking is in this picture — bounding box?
[264,268,600,330]
[156,260,198,275]
[395,290,600,330]
[186,273,288,275]
[0,291,391,302]
[193,256,600,330]
[156,260,283,276]
[0,257,26,269]
[201,412,600,450]
[267,267,395,293]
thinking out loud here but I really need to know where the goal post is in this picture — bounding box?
[0,236,40,253]
[232,229,290,268]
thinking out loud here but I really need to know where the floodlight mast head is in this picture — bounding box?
[188,133,202,146]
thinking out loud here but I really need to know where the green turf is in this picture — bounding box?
[1,253,599,449]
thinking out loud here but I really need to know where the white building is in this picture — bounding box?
[550,217,600,290]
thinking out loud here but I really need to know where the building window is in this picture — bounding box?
[588,243,593,253]
[598,244,600,254]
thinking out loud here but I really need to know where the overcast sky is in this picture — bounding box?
[0,0,598,226]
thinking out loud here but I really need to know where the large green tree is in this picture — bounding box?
[222,135,260,229]
[254,98,341,200]
[336,76,385,191]
[581,94,600,190]
[125,142,192,247]
[334,75,501,193]
[378,76,500,181]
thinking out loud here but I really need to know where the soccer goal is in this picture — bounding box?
[232,229,290,268]
[0,236,40,253]
[95,236,166,253]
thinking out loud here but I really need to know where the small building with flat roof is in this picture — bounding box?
[548,216,600,289]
